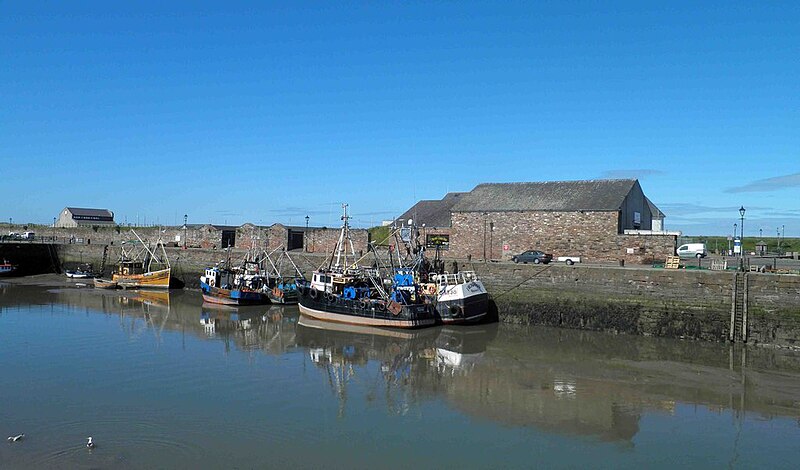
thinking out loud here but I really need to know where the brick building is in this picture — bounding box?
[448,179,674,263]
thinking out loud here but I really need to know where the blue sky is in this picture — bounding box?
[1,1,798,235]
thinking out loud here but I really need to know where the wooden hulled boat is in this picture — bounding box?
[114,266,171,289]
[112,230,172,289]
[93,278,118,289]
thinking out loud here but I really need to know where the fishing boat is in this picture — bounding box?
[429,271,489,324]
[200,246,272,306]
[93,278,118,289]
[297,204,437,329]
[0,259,18,277]
[261,247,304,304]
[388,222,489,324]
[200,262,270,306]
[112,230,172,289]
[65,264,95,279]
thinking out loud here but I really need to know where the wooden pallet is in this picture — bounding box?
[665,256,681,269]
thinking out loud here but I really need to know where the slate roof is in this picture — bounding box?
[395,192,466,228]
[451,179,638,212]
[646,197,665,219]
[66,207,114,218]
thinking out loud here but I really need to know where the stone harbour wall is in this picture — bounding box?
[463,262,800,348]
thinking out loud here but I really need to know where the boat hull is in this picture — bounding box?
[435,293,489,324]
[113,268,171,289]
[0,266,17,277]
[66,271,94,279]
[93,278,118,289]
[267,288,299,305]
[201,282,270,306]
[434,279,490,324]
[298,287,436,329]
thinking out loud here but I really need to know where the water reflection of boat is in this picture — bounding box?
[434,324,498,373]
[296,314,441,416]
[134,290,171,307]
[199,306,292,352]
[298,316,437,340]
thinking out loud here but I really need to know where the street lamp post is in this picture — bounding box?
[777,227,781,255]
[183,214,188,249]
[739,206,746,270]
[781,225,785,255]
[305,215,309,229]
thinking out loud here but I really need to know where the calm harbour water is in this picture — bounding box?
[1,282,799,469]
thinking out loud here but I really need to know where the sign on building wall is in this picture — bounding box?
[426,234,449,248]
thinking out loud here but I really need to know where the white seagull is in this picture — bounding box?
[86,436,95,448]
[7,434,24,442]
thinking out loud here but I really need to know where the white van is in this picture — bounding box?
[677,243,707,259]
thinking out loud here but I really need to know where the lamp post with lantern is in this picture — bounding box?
[739,206,746,270]
[183,214,188,249]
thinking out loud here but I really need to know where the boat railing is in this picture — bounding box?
[433,270,480,286]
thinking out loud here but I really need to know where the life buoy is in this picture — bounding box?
[309,287,319,300]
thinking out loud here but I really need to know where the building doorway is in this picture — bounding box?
[287,229,304,251]
[221,230,236,248]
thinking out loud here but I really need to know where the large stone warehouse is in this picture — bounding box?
[396,179,676,264]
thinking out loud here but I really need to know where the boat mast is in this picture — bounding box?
[333,203,356,270]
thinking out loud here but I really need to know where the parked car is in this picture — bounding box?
[511,250,553,264]
[677,243,707,259]
[557,256,581,266]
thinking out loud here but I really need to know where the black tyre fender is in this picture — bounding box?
[449,304,463,317]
